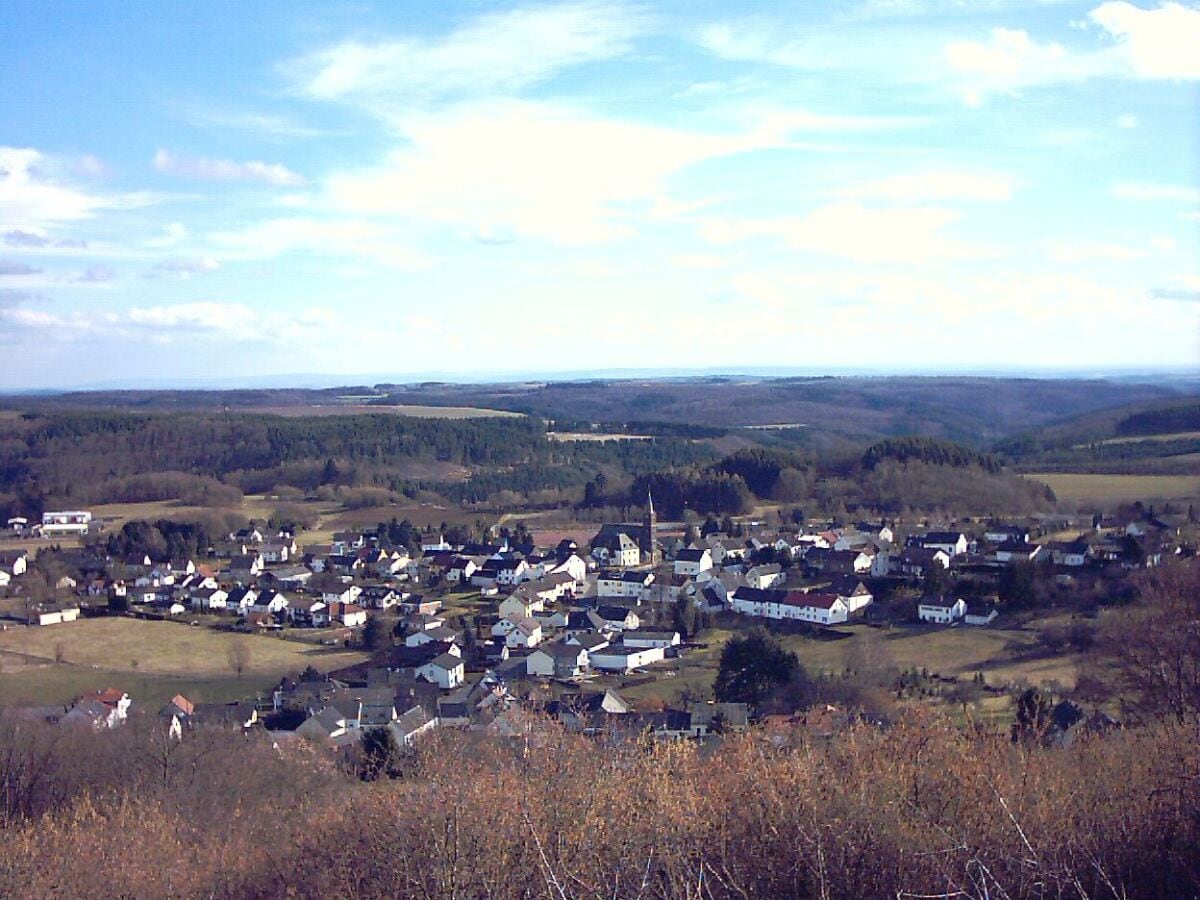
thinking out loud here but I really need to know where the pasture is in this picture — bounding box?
[1024,472,1200,503]
[0,618,368,707]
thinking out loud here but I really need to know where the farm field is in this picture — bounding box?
[264,404,522,419]
[618,615,1082,708]
[1023,472,1200,503]
[0,618,368,677]
[1082,431,1200,446]
[0,663,280,710]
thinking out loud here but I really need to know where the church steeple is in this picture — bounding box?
[642,491,658,564]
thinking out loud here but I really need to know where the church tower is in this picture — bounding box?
[641,491,658,565]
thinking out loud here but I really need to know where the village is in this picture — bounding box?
[0,492,1191,753]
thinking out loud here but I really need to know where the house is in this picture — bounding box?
[296,706,355,744]
[389,705,438,747]
[406,625,460,648]
[62,688,130,729]
[894,547,952,577]
[805,548,873,576]
[985,524,1031,545]
[918,596,967,624]
[446,557,479,584]
[360,586,400,610]
[249,589,289,615]
[597,569,654,600]
[595,605,640,631]
[964,600,999,626]
[684,702,750,737]
[505,618,543,650]
[0,550,29,577]
[25,604,81,626]
[493,557,530,586]
[911,531,969,558]
[674,548,713,577]
[779,592,850,626]
[704,535,747,565]
[744,563,783,590]
[283,596,326,625]
[227,553,264,581]
[498,591,545,620]
[564,631,610,653]
[591,530,640,568]
[324,602,367,628]
[526,641,590,678]
[397,594,441,616]
[589,644,666,673]
[550,553,588,587]
[416,653,465,689]
[621,630,681,649]
[40,510,92,536]
[1048,540,1090,567]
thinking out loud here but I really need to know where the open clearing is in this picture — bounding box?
[0,618,366,680]
[264,404,522,419]
[619,617,1080,709]
[1077,431,1200,447]
[1023,472,1200,503]
[547,432,652,442]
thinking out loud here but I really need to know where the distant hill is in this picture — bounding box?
[375,376,1184,448]
[997,397,1200,474]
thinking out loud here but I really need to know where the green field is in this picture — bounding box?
[0,618,369,708]
[618,617,1081,708]
[1024,472,1200,503]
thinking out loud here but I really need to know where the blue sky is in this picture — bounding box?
[1,0,1197,389]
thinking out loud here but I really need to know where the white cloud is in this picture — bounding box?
[1116,113,1139,128]
[0,296,336,347]
[208,217,433,270]
[1112,181,1200,202]
[1046,241,1146,263]
[700,202,991,264]
[153,149,305,186]
[1,147,107,226]
[291,2,646,108]
[670,253,731,270]
[323,101,799,246]
[837,171,1018,202]
[148,257,221,278]
[1088,1,1200,79]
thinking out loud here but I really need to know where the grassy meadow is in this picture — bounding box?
[0,618,368,708]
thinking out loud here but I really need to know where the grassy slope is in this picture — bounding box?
[0,619,368,707]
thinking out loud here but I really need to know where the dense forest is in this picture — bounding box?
[0,411,714,516]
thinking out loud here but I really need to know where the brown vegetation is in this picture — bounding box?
[1,709,1198,898]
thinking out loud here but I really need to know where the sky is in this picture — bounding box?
[1,0,1198,389]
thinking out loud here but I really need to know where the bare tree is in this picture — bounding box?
[228,639,252,679]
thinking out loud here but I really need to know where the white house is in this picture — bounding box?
[40,510,92,536]
[913,532,969,558]
[964,601,999,626]
[744,564,783,590]
[597,570,654,600]
[498,592,545,620]
[918,597,967,625]
[505,618,543,650]
[550,554,588,587]
[589,645,666,673]
[417,653,465,689]
[621,630,681,649]
[526,642,590,678]
[673,548,713,577]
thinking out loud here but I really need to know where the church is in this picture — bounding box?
[590,493,659,568]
